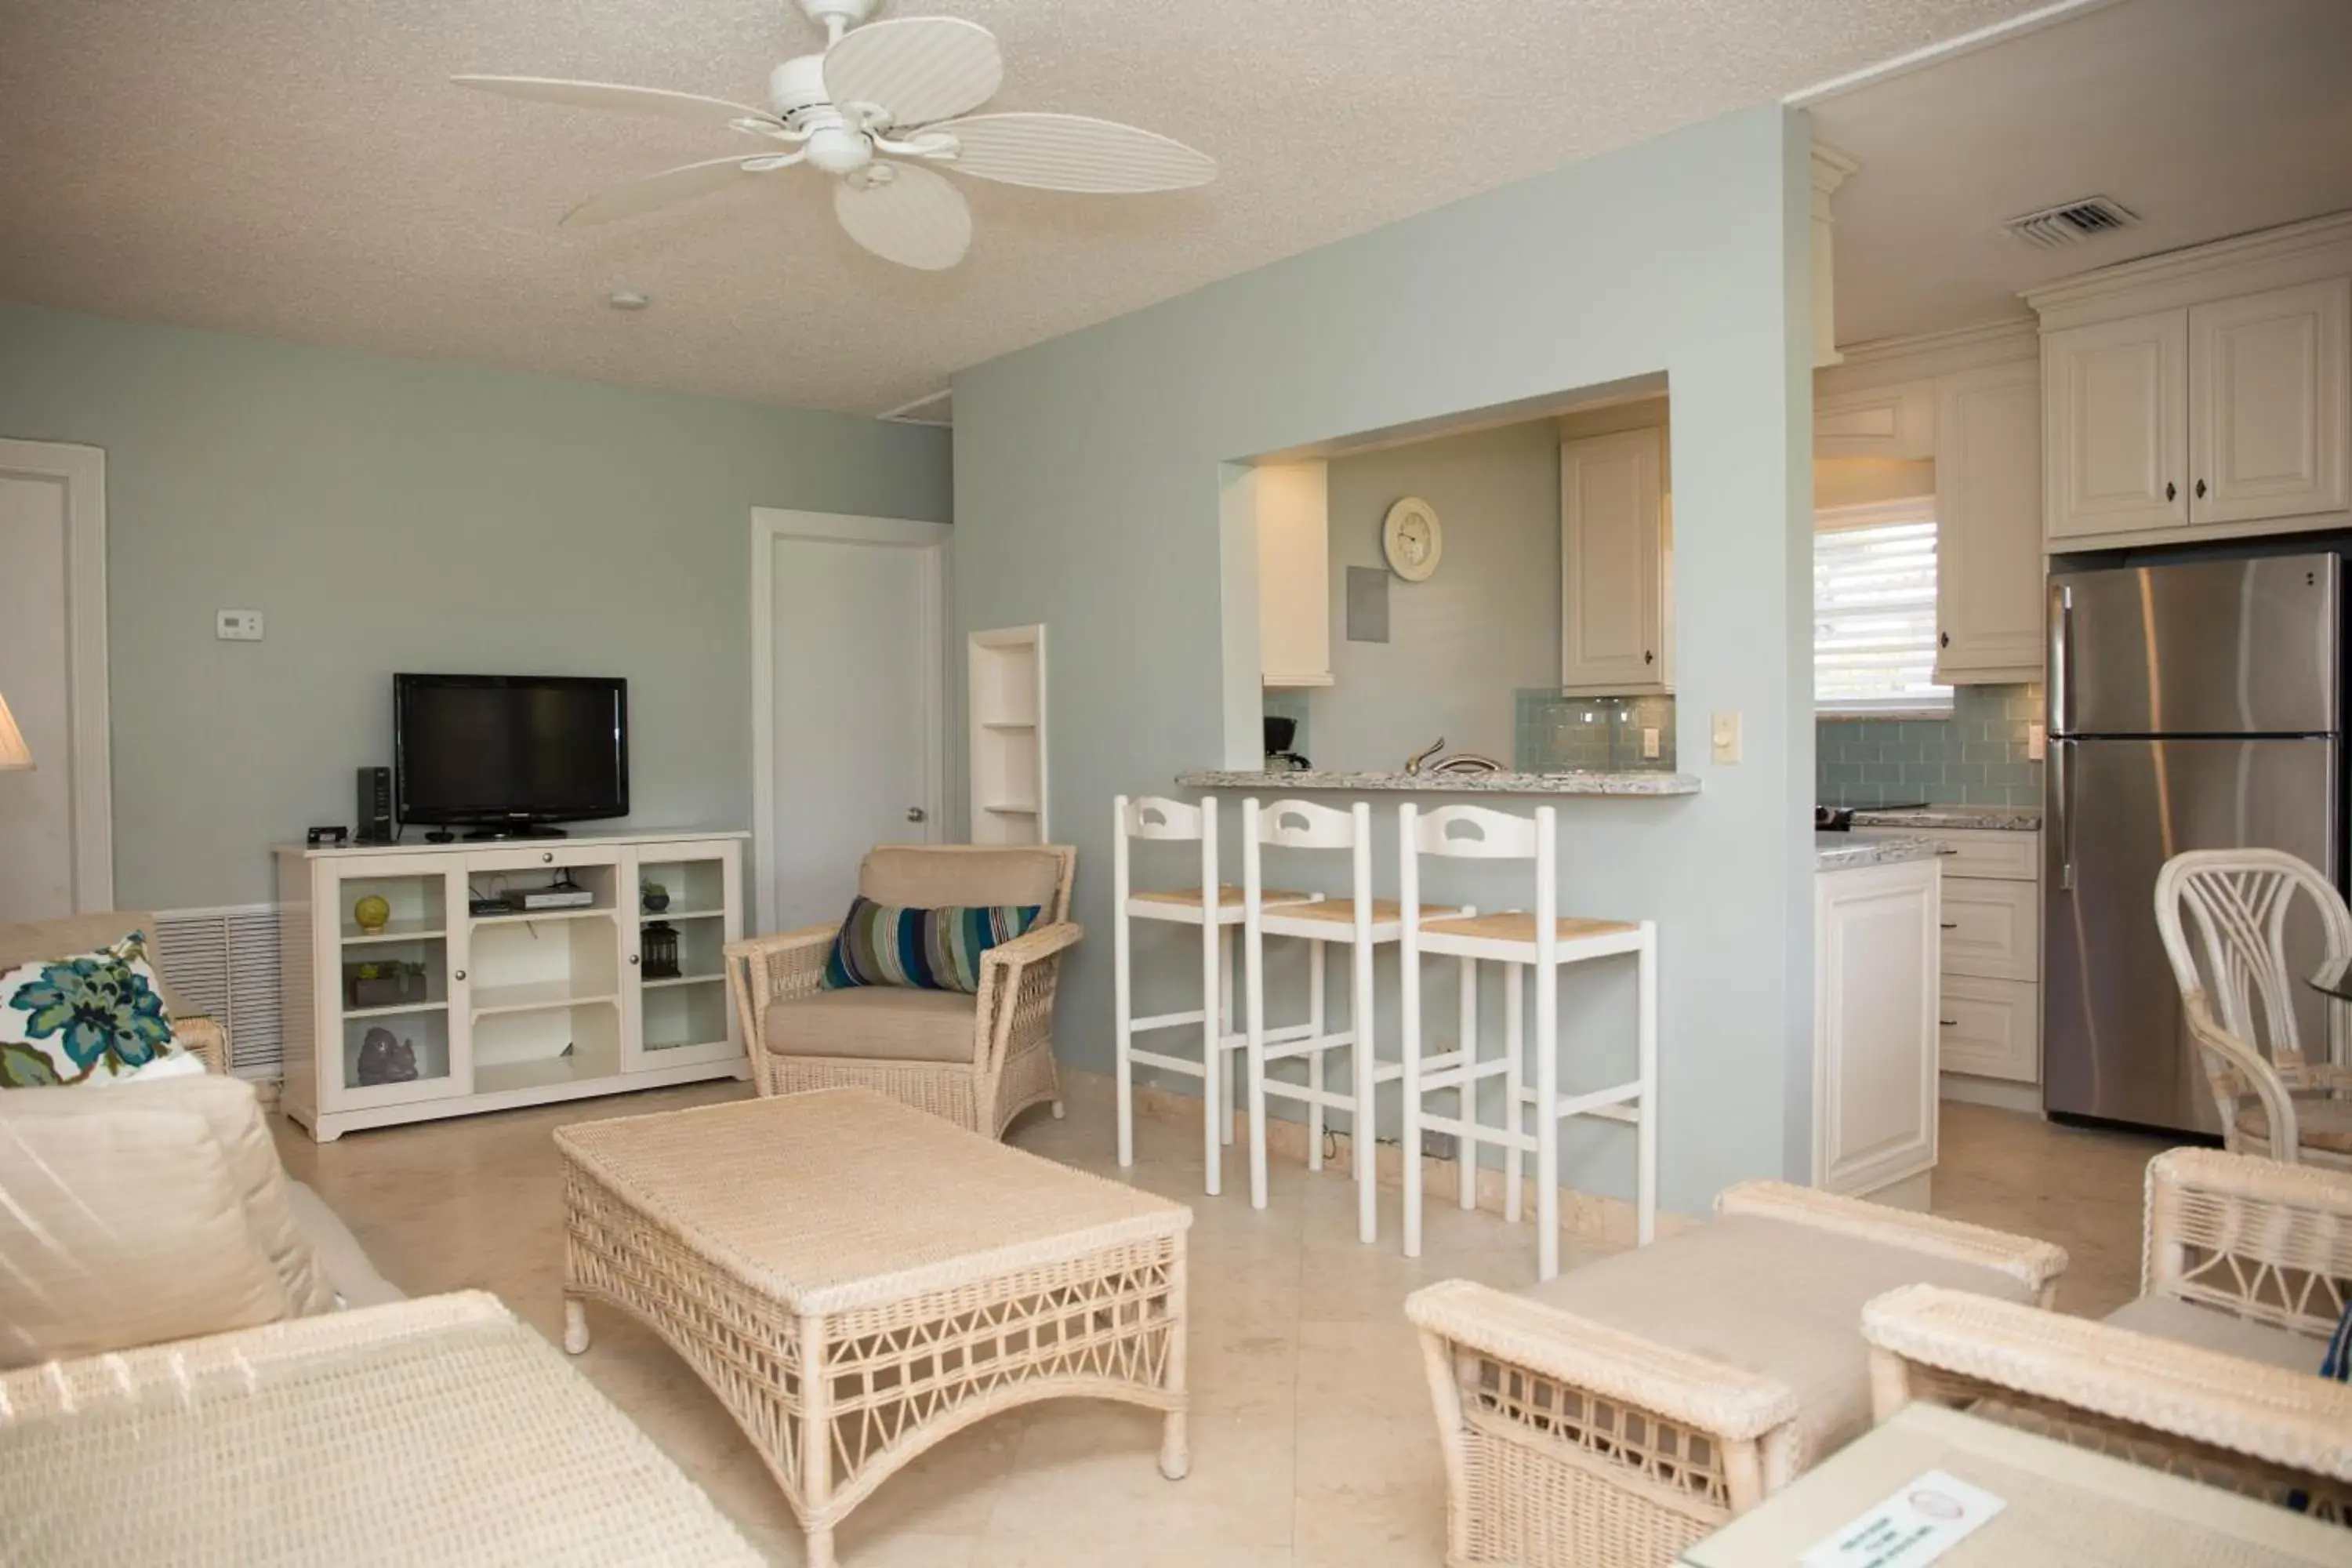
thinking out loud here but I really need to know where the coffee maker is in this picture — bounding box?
[1264,715,1311,772]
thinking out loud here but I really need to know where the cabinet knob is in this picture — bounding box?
[1939,631,1950,648]
[1939,921,1959,930]
[454,969,467,982]
[1643,650,1654,666]
[1939,1018,1958,1027]
[2194,477,2207,499]
[2165,481,2177,502]
[628,953,640,966]
[541,851,554,864]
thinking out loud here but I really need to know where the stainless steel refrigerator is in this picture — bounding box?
[2045,552,2341,1135]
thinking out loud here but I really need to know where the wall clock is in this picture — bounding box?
[1382,496,1443,582]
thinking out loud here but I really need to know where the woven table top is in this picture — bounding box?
[556,1088,1192,1315]
[0,1292,761,1567]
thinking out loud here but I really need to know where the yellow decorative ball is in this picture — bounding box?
[353,895,391,935]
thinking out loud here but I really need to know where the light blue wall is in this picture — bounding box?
[954,107,1817,1213]
[0,303,953,911]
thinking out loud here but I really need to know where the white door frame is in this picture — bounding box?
[750,508,953,931]
[0,438,112,911]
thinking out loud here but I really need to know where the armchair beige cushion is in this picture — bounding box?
[1518,1214,2038,1460]
[858,844,1067,913]
[0,1075,335,1320]
[2102,1293,2319,1373]
[0,1108,289,1366]
[764,985,978,1065]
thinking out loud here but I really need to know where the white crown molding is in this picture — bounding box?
[1816,317,2036,397]
[880,388,953,426]
[2024,209,2352,327]
[1835,318,2038,368]
[1784,0,2126,107]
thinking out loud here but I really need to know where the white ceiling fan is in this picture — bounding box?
[455,0,1216,271]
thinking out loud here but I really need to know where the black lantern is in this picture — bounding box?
[642,921,681,979]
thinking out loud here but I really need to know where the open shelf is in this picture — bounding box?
[344,999,449,1022]
[970,623,1048,847]
[470,906,616,928]
[641,980,730,1058]
[474,1052,615,1095]
[339,1009,452,1094]
[982,801,1040,816]
[472,1000,620,1092]
[471,979,620,1018]
[981,720,1036,731]
[643,907,724,923]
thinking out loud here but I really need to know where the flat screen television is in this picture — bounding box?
[394,673,628,837]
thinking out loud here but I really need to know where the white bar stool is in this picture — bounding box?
[1238,797,1467,1240]
[1112,793,1315,1195]
[1398,801,1657,1279]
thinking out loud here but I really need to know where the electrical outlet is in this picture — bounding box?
[2027,723,2046,761]
[1710,710,1742,764]
[1642,726,1661,760]
[216,609,264,642]
[1420,1129,1459,1161]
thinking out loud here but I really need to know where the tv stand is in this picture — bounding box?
[461,825,570,840]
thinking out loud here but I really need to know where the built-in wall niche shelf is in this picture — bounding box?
[969,624,1049,845]
[276,830,746,1142]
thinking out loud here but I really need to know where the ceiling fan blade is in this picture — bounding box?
[925,112,1214,194]
[822,17,1002,129]
[833,162,971,270]
[452,75,782,130]
[562,155,775,227]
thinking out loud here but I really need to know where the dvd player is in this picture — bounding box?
[514,885,594,911]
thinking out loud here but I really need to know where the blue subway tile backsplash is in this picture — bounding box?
[1514,691,1679,773]
[1817,684,2043,808]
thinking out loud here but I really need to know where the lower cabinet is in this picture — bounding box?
[1814,856,1941,1197]
[1938,975,2040,1082]
[278,830,747,1142]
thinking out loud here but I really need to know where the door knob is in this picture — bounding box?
[906,807,927,823]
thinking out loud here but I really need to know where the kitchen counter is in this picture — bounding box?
[1177,768,1701,797]
[1816,833,1941,873]
[1848,805,2041,833]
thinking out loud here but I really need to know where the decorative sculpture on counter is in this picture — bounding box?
[355,1026,419,1086]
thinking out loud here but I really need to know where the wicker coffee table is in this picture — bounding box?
[556,1087,1192,1568]
[0,1292,761,1566]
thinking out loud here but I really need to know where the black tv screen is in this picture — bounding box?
[394,674,628,828]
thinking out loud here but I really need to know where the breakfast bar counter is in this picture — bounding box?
[1175,768,1701,797]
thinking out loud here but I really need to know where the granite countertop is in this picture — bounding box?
[1847,805,2042,833]
[1816,833,1943,873]
[1177,768,1702,797]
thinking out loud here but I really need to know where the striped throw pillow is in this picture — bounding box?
[821,898,1042,995]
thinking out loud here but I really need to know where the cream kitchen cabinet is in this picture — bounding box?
[1934,362,2044,681]
[2031,214,2352,547]
[1816,379,1936,460]
[1814,854,1941,1197]
[1255,459,1333,688]
[1561,426,1670,695]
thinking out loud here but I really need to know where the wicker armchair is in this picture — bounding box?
[725,845,1079,1138]
[1405,1180,2066,1568]
[1864,1147,2352,1521]
[2155,849,2352,1169]
[0,912,229,1076]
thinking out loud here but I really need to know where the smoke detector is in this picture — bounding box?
[608,288,652,310]
[2002,196,2139,250]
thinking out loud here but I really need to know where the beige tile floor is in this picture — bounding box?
[271,1078,2172,1566]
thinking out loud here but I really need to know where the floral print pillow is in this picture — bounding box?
[0,932,184,1088]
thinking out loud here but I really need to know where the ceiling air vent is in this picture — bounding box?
[2002,196,2140,250]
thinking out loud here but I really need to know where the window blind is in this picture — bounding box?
[1814,511,1951,715]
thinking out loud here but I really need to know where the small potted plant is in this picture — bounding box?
[346,959,429,1010]
[641,881,670,913]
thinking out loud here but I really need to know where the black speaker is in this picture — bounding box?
[355,766,394,843]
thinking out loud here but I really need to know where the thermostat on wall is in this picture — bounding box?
[216,609,265,641]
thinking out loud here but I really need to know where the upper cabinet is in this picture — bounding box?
[2190,279,2350,527]
[1816,379,1936,459]
[1561,426,1670,695]
[2029,214,2352,548]
[1254,460,1333,688]
[1935,362,2045,681]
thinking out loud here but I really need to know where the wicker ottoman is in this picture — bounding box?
[0,1292,762,1566]
[556,1087,1192,1568]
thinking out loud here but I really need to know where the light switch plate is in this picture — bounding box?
[1642,727,1661,760]
[1710,710,1742,764]
[2027,723,2046,760]
[216,609,264,641]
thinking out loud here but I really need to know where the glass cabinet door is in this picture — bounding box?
[320,856,470,1111]
[621,844,743,1072]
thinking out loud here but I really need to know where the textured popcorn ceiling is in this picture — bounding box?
[0,0,2048,414]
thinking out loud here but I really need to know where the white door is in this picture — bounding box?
[2189,278,2350,526]
[0,440,110,919]
[1934,363,2044,680]
[1561,426,1666,694]
[2044,309,2189,541]
[756,514,948,932]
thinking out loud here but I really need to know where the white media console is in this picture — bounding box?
[276,829,746,1142]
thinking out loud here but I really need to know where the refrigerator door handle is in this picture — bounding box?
[2049,583,2073,737]
[2053,736,2075,892]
